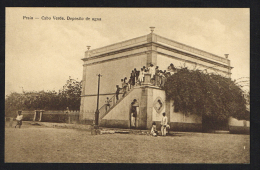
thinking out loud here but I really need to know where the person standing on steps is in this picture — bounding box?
[115,85,121,102]
[129,71,134,89]
[121,79,127,97]
[131,70,136,87]
[124,77,129,91]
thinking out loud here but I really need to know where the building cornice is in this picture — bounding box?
[82,43,150,61]
[155,34,230,64]
[82,33,230,65]
[83,41,232,72]
[157,51,231,75]
[83,51,147,66]
[154,43,233,69]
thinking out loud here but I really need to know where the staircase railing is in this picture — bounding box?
[98,87,135,119]
[99,94,117,119]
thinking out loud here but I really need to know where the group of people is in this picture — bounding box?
[115,63,178,102]
[150,112,170,137]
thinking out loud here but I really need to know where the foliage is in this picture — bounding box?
[164,68,249,121]
[5,77,82,117]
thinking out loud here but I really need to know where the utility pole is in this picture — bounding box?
[95,73,102,126]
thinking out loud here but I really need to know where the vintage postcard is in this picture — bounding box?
[5,8,249,163]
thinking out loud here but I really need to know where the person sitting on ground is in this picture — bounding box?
[150,122,158,137]
[15,111,23,128]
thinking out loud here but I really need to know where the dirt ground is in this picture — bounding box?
[5,124,250,163]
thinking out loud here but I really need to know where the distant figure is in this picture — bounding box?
[129,71,134,89]
[124,77,130,91]
[148,63,155,80]
[130,99,137,128]
[161,112,168,136]
[138,68,144,85]
[131,70,136,86]
[143,66,148,72]
[105,97,111,112]
[161,71,166,87]
[158,70,163,86]
[115,85,121,102]
[155,66,159,86]
[150,122,158,137]
[65,107,70,123]
[121,79,127,97]
[65,107,70,114]
[168,63,176,75]
[15,111,23,128]
[134,68,140,85]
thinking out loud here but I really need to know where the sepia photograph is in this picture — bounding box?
[5,8,250,163]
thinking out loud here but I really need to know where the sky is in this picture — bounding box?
[5,8,250,96]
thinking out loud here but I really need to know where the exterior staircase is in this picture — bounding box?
[98,86,136,119]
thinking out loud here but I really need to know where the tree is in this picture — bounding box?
[5,77,82,117]
[60,77,82,111]
[164,68,249,127]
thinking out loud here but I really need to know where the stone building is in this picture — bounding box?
[80,28,232,131]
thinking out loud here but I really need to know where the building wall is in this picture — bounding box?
[80,33,232,126]
[169,99,202,132]
[151,88,166,122]
[228,117,250,134]
[80,54,147,120]
[100,87,143,128]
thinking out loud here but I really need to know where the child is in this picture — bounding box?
[15,111,23,128]
[150,122,158,136]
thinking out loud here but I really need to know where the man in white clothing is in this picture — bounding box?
[148,63,155,80]
[15,111,23,128]
[161,112,168,136]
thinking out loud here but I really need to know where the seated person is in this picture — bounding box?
[150,122,158,136]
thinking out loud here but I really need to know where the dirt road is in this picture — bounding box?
[5,124,250,163]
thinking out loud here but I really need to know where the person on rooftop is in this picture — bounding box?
[138,68,144,85]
